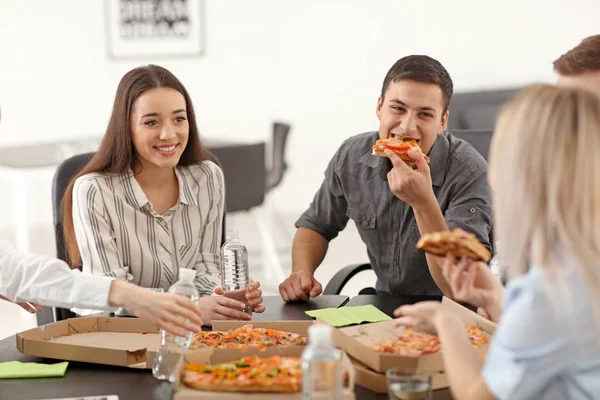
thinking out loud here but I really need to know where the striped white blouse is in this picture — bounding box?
[72,161,224,296]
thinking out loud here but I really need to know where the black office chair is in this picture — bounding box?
[322,129,494,295]
[48,151,227,322]
[448,129,493,161]
[210,121,291,212]
[448,88,519,130]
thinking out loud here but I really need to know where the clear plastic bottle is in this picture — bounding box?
[220,229,251,313]
[152,268,199,382]
[301,324,343,400]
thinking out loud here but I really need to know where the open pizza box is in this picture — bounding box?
[174,345,356,399]
[16,316,160,368]
[350,356,448,393]
[332,297,496,374]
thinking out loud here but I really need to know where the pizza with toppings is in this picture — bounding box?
[370,324,487,356]
[189,324,306,350]
[372,137,430,166]
[416,228,491,262]
[183,355,302,393]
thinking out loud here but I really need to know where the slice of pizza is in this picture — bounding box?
[372,137,430,166]
[416,228,491,262]
[183,355,302,393]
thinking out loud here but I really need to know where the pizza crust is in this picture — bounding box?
[183,372,300,393]
[416,228,491,262]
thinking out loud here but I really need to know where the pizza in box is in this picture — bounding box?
[190,324,306,350]
[183,355,349,393]
[370,324,488,356]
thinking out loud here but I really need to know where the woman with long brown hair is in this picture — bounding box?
[63,65,264,324]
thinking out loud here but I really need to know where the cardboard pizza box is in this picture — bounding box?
[16,317,160,368]
[350,355,448,393]
[174,345,355,399]
[332,297,496,374]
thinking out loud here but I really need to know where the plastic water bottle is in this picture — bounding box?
[302,324,343,400]
[152,268,199,382]
[220,230,251,313]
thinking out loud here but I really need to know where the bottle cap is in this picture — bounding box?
[226,230,239,240]
[179,268,197,282]
[308,324,332,346]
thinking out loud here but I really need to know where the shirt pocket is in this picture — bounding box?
[346,206,379,256]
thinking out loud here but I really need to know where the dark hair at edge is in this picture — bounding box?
[62,64,209,267]
[381,55,454,115]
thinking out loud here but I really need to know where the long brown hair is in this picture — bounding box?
[62,65,209,267]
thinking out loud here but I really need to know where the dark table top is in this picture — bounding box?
[345,294,442,317]
[0,294,452,400]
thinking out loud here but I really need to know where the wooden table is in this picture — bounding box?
[0,294,453,399]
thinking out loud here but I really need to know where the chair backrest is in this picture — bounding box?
[209,142,266,212]
[448,88,519,130]
[449,129,493,161]
[50,151,227,321]
[52,153,95,264]
[266,122,291,191]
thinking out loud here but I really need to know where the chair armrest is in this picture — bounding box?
[323,263,373,295]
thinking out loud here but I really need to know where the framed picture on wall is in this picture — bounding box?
[104,0,205,59]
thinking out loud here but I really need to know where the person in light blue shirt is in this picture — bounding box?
[392,84,600,400]
[482,265,600,399]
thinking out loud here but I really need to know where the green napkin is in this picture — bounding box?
[305,305,392,327]
[0,361,69,378]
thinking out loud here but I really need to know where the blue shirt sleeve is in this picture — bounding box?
[482,268,591,400]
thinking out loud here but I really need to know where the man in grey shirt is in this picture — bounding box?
[279,55,493,300]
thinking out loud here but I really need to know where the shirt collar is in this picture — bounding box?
[358,131,449,187]
[125,166,198,209]
[175,166,198,206]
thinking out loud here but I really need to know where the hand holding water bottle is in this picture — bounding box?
[214,280,265,313]
[219,230,266,314]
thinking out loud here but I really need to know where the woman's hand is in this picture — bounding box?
[109,281,203,337]
[441,255,504,322]
[392,301,444,335]
[214,280,266,313]
[197,295,252,326]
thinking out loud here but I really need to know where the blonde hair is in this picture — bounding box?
[490,84,600,298]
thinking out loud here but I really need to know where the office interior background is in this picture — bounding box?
[1,0,599,339]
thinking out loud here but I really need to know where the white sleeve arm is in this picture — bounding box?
[0,240,115,310]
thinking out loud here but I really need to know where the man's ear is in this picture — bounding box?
[376,96,383,121]
[439,110,449,134]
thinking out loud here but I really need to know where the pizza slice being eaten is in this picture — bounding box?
[372,137,430,166]
[416,228,491,262]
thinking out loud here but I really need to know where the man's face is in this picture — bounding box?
[557,70,600,97]
[376,80,448,155]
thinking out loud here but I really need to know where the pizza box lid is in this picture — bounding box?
[174,345,356,399]
[331,297,495,374]
[16,317,159,368]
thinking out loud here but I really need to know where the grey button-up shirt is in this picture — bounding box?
[296,131,493,296]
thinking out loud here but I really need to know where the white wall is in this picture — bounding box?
[1,0,599,230]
